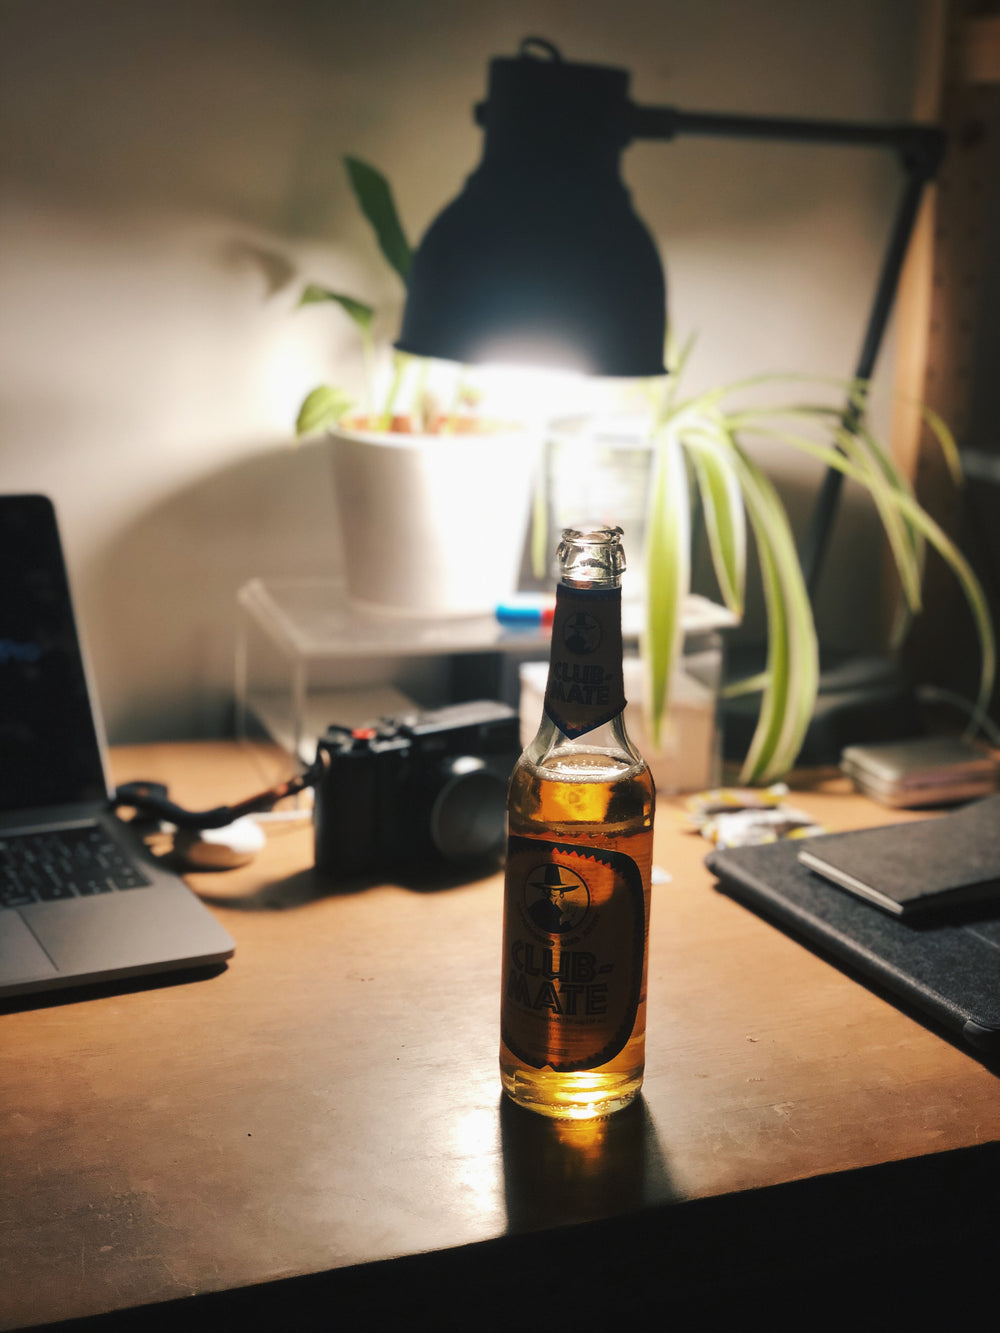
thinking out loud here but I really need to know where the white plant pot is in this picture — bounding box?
[329,422,540,618]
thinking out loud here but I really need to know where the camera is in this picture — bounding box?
[313,699,521,878]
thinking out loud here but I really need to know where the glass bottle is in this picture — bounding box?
[500,525,655,1119]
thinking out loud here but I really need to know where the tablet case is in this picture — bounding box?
[706,837,1000,1054]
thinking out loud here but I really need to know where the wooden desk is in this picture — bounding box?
[2,743,997,1329]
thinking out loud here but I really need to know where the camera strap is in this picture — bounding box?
[113,754,327,829]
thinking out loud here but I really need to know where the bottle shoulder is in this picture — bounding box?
[509,717,654,834]
[517,713,649,784]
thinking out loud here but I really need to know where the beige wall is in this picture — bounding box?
[0,0,924,740]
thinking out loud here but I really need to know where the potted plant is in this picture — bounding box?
[619,334,997,785]
[296,158,538,619]
[300,164,994,784]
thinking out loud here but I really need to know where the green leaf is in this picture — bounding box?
[666,371,848,426]
[721,413,994,763]
[735,417,931,615]
[295,385,353,436]
[727,443,818,784]
[632,362,993,779]
[882,488,997,729]
[739,493,791,783]
[834,427,923,613]
[659,329,698,416]
[344,156,412,286]
[919,403,964,486]
[720,671,770,700]
[376,352,409,432]
[530,467,550,582]
[642,430,691,747]
[298,284,375,332]
[855,420,923,536]
[680,425,747,617]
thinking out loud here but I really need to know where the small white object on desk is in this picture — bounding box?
[173,817,268,869]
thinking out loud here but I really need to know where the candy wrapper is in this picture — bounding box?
[683,785,825,848]
[685,783,790,820]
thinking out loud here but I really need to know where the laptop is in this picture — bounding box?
[0,494,235,998]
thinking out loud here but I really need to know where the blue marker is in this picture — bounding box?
[495,596,556,626]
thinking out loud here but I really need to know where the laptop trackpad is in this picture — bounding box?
[1,913,59,984]
[22,889,230,973]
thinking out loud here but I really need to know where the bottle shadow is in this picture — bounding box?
[185,856,506,912]
[499,1092,678,1234]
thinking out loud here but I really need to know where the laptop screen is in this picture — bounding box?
[0,495,108,812]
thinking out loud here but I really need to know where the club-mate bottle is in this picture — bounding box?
[500,525,655,1118]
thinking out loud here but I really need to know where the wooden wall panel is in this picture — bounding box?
[891,0,1000,722]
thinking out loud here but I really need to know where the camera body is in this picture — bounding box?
[313,699,521,878]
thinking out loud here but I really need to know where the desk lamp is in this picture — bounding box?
[396,37,947,762]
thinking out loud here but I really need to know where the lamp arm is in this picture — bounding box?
[629,104,945,176]
[630,102,946,596]
[798,168,933,592]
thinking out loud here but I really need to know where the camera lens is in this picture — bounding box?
[430,756,507,863]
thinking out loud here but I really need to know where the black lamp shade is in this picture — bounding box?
[396,47,667,377]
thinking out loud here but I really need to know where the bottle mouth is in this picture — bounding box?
[557,525,626,585]
[561,524,624,544]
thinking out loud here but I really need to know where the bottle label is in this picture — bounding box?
[501,835,646,1072]
[543,585,626,739]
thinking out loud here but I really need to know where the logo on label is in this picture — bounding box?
[524,863,590,934]
[562,611,601,655]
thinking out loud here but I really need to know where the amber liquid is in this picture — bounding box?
[501,749,654,1119]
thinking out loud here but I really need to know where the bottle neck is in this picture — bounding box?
[528,705,637,760]
[543,581,626,739]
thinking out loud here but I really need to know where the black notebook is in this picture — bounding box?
[796,793,1000,917]
[706,836,1000,1055]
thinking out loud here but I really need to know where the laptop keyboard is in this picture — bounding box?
[0,826,152,909]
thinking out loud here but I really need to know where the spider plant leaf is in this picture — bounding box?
[923,405,965,487]
[668,371,856,425]
[732,421,874,483]
[643,430,691,747]
[735,415,929,617]
[681,431,746,617]
[344,156,413,286]
[295,385,353,436]
[530,467,549,581]
[823,414,928,603]
[663,324,682,376]
[638,363,991,774]
[299,284,375,333]
[732,416,993,741]
[730,447,819,784]
[738,504,791,783]
[834,427,923,613]
[659,329,698,416]
[855,420,922,526]
[738,413,928,615]
[720,671,770,699]
[884,489,996,726]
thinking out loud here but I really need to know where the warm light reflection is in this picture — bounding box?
[336,347,660,436]
[473,361,662,434]
[554,1113,611,1158]
[261,318,343,431]
[473,362,592,428]
[451,1106,503,1219]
